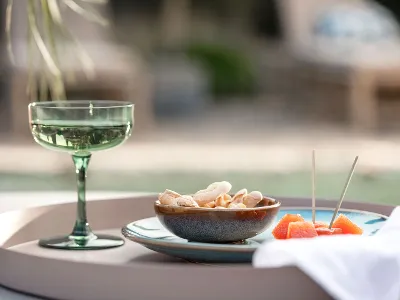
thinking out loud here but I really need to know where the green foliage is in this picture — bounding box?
[185,43,256,97]
[6,0,107,101]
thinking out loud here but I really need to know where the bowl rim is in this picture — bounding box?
[154,197,281,212]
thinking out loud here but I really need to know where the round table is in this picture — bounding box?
[0,191,147,300]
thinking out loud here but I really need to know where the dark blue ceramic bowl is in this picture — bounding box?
[154,197,281,243]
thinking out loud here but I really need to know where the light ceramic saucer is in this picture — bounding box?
[122,207,388,263]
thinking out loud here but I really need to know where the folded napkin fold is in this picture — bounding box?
[253,207,400,300]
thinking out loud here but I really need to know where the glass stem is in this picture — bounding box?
[71,154,93,238]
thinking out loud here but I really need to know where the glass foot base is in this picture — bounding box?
[38,233,125,250]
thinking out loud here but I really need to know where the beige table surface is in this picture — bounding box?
[0,191,147,300]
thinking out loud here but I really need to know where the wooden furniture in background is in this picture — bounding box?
[276,0,400,131]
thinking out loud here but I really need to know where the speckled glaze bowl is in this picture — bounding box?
[154,197,281,243]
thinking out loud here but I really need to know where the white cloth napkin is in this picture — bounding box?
[253,207,400,300]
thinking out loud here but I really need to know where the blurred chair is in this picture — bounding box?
[276,0,400,131]
[8,1,155,138]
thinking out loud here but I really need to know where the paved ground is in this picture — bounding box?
[3,133,400,174]
[3,102,400,174]
[2,103,400,205]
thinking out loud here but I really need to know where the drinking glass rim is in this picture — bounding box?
[29,100,134,109]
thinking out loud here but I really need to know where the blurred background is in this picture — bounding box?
[2,0,400,204]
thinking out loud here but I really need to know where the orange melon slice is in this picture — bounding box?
[272,214,305,239]
[315,227,343,236]
[332,214,363,235]
[286,221,318,239]
[313,221,329,229]
[287,221,318,239]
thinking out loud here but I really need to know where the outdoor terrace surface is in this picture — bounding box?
[1,103,400,205]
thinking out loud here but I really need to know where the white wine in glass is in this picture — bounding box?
[28,100,134,250]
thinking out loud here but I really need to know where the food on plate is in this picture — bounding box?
[230,189,247,205]
[272,213,363,240]
[287,221,318,239]
[313,221,329,229]
[158,189,181,206]
[312,221,343,235]
[315,227,343,236]
[203,201,216,208]
[227,203,247,209]
[157,181,268,209]
[243,191,263,208]
[176,195,199,208]
[272,214,305,239]
[331,214,363,235]
[215,193,231,207]
[193,181,232,206]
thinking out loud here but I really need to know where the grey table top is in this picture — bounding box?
[0,191,144,300]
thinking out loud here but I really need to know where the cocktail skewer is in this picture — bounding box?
[328,156,359,229]
[312,149,316,223]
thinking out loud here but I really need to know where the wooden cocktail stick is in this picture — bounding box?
[328,156,359,229]
[312,149,316,223]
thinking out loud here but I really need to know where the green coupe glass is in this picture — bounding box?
[28,100,134,250]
